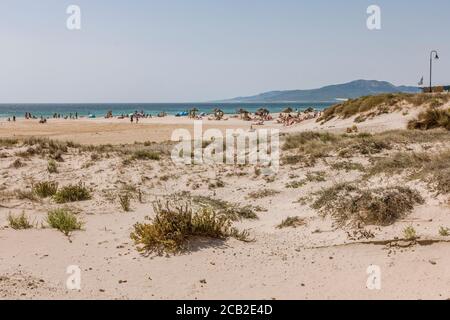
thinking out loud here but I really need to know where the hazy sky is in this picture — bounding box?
[1,0,449,103]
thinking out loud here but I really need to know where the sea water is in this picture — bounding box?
[0,102,334,119]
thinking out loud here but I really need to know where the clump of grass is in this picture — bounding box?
[119,193,132,212]
[46,208,83,236]
[15,189,37,202]
[208,179,225,190]
[408,108,450,131]
[53,183,91,204]
[312,183,424,227]
[277,216,306,229]
[22,138,73,162]
[305,171,327,182]
[47,159,58,173]
[438,226,449,237]
[15,147,39,158]
[10,159,24,169]
[0,138,19,147]
[285,172,326,188]
[330,161,365,172]
[8,212,33,230]
[403,226,417,240]
[247,189,279,199]
[130,200,250,255]
[191,195,259,220]
[32,181,58,198]
[131,150,160,161]
[285,180,306,189]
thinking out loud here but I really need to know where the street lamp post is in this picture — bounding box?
[429,50,439,93]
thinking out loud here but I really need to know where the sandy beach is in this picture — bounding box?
[0,107,416,145]
[1,97,450,300]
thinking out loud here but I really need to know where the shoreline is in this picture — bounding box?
[0,109,415,145]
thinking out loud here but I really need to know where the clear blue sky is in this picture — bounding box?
[1,0,449,103]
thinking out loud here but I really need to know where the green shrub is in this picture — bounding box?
[403,226,417,240]
[439,226,449,237]
[53,183,91,203]
[8,212,33,230]
[33,181,58,198]
[47,159,58,173]
[131,200,250,255]
[46,208,83,236]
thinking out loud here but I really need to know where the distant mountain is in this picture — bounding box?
[218,80,420,103]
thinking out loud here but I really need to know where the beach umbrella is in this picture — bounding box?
[214,108,225,120]
[282,107,293,113]
[189,108,199,118]
[256,108,270,116]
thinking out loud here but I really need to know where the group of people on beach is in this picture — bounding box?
[51,112,78,119]
[4,108,323,128]
[277,110,322,126]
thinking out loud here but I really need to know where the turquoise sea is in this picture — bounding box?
[0,102,334,119]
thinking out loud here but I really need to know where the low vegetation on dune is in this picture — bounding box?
[368,150,450,194]
[247,188,279,199]
[15,189,37,202]
[10,158,25,169]
[47,159,58,173]
[32,181,58,198]
[330,161,365,172]
[53,183,91,204]
[0,137,171,165]
[282,129,450,166]
[189,194,260,220]
[119,193,132,212]
[312,183,424,227]
[403,226,417,240]
[0,138,19,147]
[131,200,251,255]
[408,108,450,131]
[317,93,450,123]
[46,208,83,236]
[130,150,161,161]
[277,216,306,229]
[8,212,33,230]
